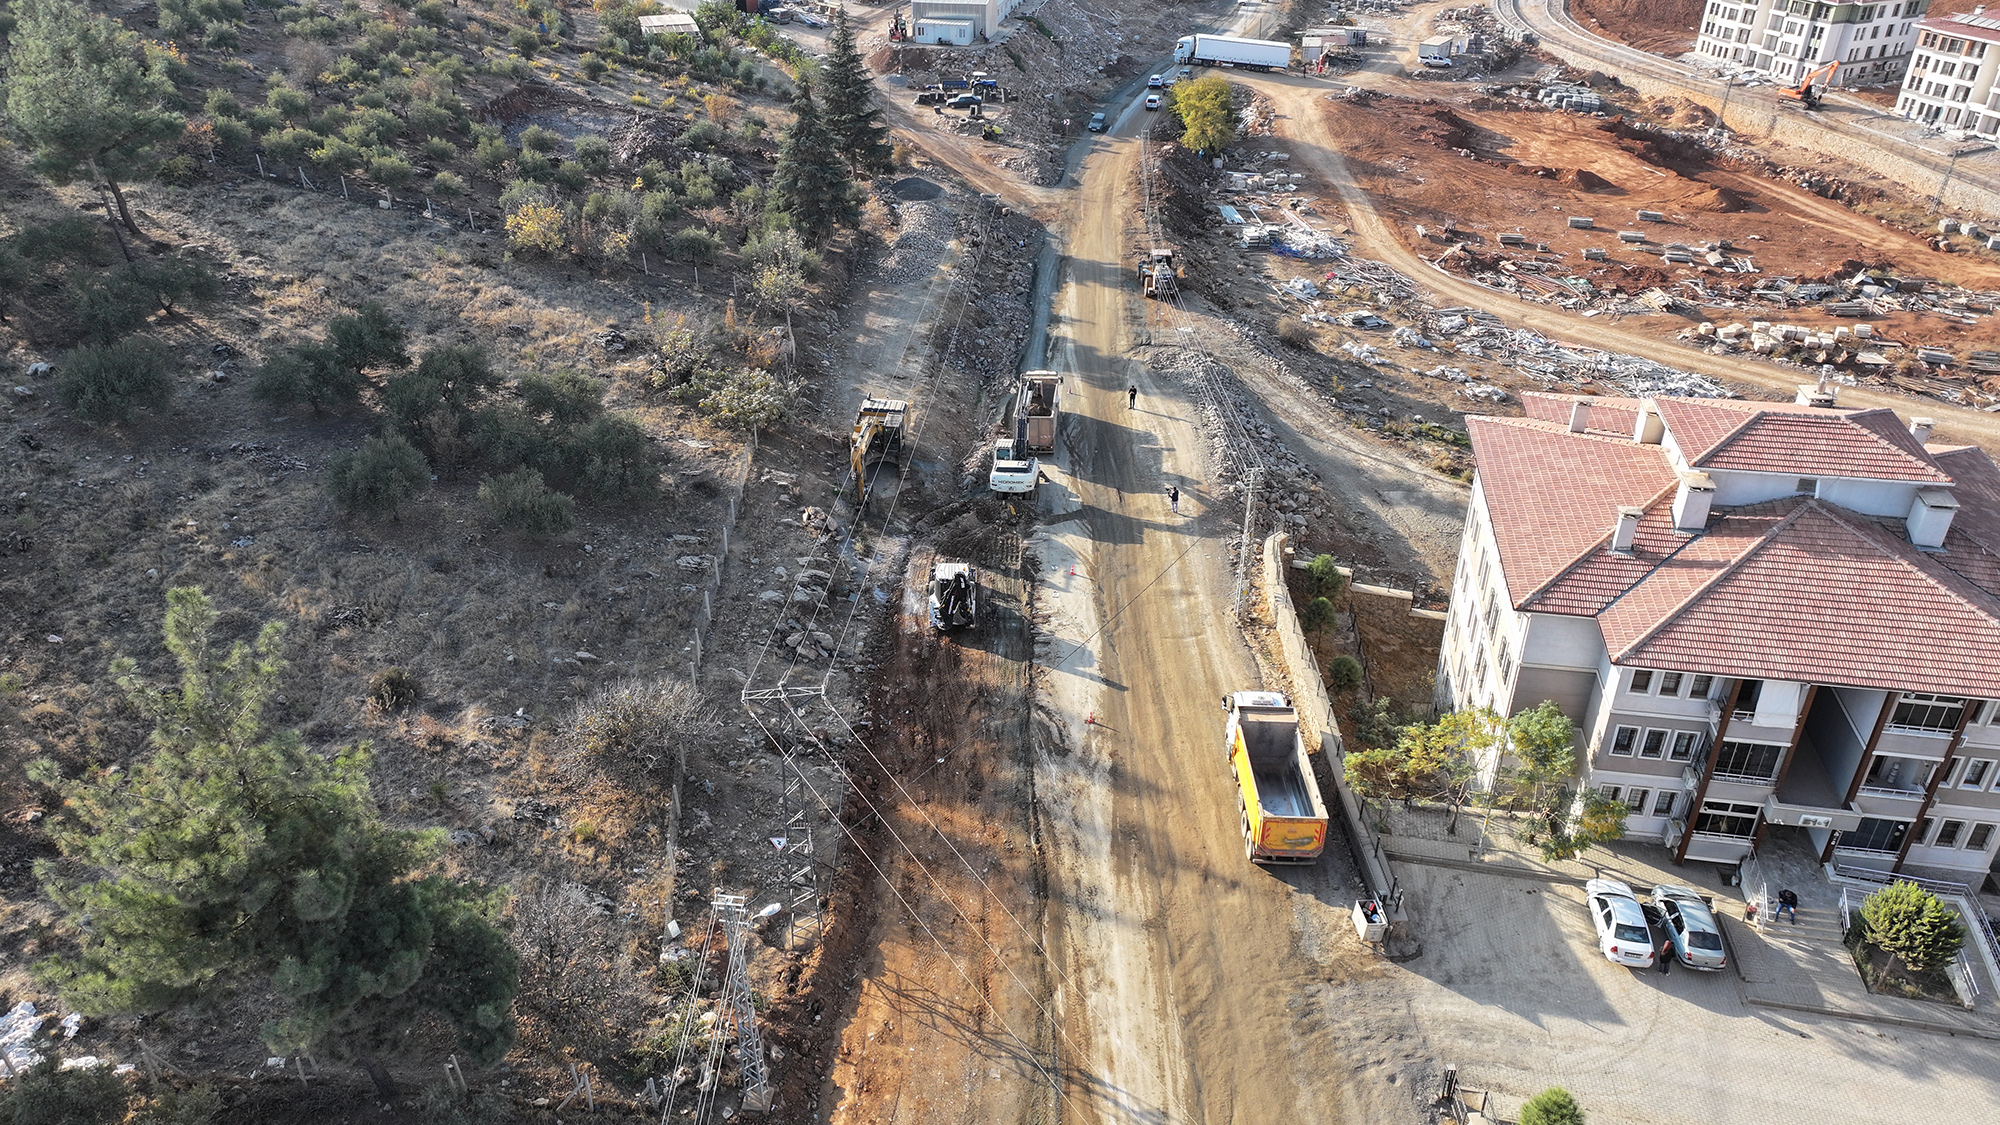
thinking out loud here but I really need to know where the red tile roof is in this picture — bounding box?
[1652,397,1952,483]
[1519,391,1644,439]
[1467,415,1679,607]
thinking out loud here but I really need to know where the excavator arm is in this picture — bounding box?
[1779,60,1840,108]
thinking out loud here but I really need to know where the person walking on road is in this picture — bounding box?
[1127,383,1138,409]
[1167,485,1181,515]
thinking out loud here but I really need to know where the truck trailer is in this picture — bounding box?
[1014,370,1062,453]
[1174,34,1292,72]
[1222,691,1329,863]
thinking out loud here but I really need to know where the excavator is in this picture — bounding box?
[1778,60,1839,110]
[849,397,908,505]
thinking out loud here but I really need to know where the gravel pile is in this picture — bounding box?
[878,200,958,283]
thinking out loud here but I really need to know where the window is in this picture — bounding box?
[1610,726,1639,756]
[1841,818,1910,853]
[1961,759,1993,789]
[1691,675,1714,698]
[1671,731,1701,762]
[1626,788,1651,811]
[1936,820,1966,848]
[1641,730,1669,759]
[1891,692,1967,733]
[1734,679,1764,719]
[1660,672,1684,696]
[1631,669,1655,694]
[1714,740,1785,781]
[1796,477,1818,494]
[1653,791,1678,817]
[1969,824,1995,851]
[1598,784,1624,802]
[1693,800,1761,838]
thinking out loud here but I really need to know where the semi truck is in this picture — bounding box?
[1222,691,1328,864]
[1014,370,1062,453]
[1174,34,1292,72]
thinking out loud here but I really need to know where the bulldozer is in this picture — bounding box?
[1138,247,1180,299]
[1777,60,1839,110]
[849,397,908,504]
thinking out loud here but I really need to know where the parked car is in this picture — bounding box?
[913,91,944,106]
[763,6,794,22]
[1087,112,1107,132]
[1148,73,1166,88]
[1144,93,1162,110]
[1178,66,1193,81]
[794,10,828,28]
[1652,885,1728,970]
[946,93,983,110]
[1584,879,1656,969]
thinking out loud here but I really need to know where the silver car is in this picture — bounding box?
[1652,885,1728,971]
[1584,879,1656,969]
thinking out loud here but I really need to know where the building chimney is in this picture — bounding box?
[1631,402,1665,444]
[1568,400,1591,433]
[1910,416,1937,444]
[1795,375,1840,408]
[1610,505,1643,553]
[1672,471,1716,532]
[1908,489,1959,549]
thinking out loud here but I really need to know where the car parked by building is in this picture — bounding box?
[1584,879,1656,969]
[1652,885,1728,970]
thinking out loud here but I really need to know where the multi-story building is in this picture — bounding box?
[1440,387,2000,879]
[1694,0,1926,88]
[1897,9,2000,130]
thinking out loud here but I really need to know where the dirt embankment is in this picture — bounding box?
[1571,0,1703,56]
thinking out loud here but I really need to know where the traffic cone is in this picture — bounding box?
[1068,564,1076,577]
[1086,711,1095,725]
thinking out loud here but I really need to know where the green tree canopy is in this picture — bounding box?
[1519,1087,1585,1125]
[819,8,893,175]
[773,81,860,241]
[1343,706,1498,832]
[2,0,185,238]
[1861,880,1967,972]
[1503,699,1577,813]
[1172,74,1236,156]
[30,589,517,1093]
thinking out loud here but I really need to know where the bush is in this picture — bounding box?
[431,170,467,197]
[133,1083,223,1125]
[1861,880,1966,972]
[505,202,567,256]
[261,126,318,164]
[383,344,499,429]
[675,366,793,432]
[368,153,414,188]
[1329,655,1363,693]
[519,369,605,426]
[573,133,611,174]
[0,1057,130,1125]
[368,665,424,710]
[57,337,176,423]
[326,432,430,516]
[1307,553,1346,600]
[564,679,706,774]
[255,302,408,409]
[519,124,561,153]
[480,467,576,536]
[1276,316,1314,350]
[555,414,655,501]
[212,117,254,150]
[413,0,448,26]
[683,120,723,151]
[205,88,242,117]
[552,161,588,192]
[69,258,216,343]
[1518,1087,1584,1125]
[515,149,554,182]
[420,136,454,162]
[474,134,511,171]
[668,226,723,264]
[509,27,542,57]
[267,84,312,121]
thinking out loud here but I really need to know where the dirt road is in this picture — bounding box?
[1251,74,2000,453]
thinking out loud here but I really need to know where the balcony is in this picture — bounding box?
[1856,783,1928,801]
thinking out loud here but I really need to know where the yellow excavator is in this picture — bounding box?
[849,397,908,504]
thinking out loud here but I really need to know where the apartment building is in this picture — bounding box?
[1439,387,2000,879]
[1897,9,2000,130]
[1694,0,1926,88]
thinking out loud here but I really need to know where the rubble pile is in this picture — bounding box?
[1421,309,1731,397]
[939,207,1042,388]
[878,198,957,283]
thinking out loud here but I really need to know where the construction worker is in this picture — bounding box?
[1127,383,1138,409]
[1167,485,1181,514]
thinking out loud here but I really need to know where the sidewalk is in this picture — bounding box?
[1376,804,2000,1039]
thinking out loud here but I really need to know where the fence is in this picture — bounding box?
[688,430,758,681]
[1833,863,2000,1006]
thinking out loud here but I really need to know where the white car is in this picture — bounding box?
[1148,73,1166,88]
[989,437,1039,494]
[1144,93,1162,110]
[1584,879,1656,969]
[1652,885,1728,971]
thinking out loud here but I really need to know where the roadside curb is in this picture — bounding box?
[1742,992,2000,1042]
[1381,844,1591,887]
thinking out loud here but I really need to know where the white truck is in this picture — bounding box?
[989,437,1040,494]
[1418,36,1455,68]
[1174,34,1292,72]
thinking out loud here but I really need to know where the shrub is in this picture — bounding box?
[255,303,408,409]
[480,467,576,536]
[70,258,219,343]
[420,136,454,162]
[505,202,567,256]
[261,126,318,163]
[368,153,414,188]
[308,137,366,171]
[205,88,242,117]
[474,134,511,171]
[552,161,588,192]
[133,1083,223,1125]
[1518,1087,1585,1125]
[413,0,448,26]
[212,117,254,150]
[519,369,605,425]
[431,169,467,197]
[675,366,793,432]
[1277,316,1314,350]
[267,84,312,121]
[573,133,611,174]
[469,405,552,471]
[519,124,561,153]
[368,665,425,710]
[668,226,722,264]
[509,27,542,57]
[1307,553,1346,600]
[326,432,430,516]
[564,679,706,774]
[515,149,554,182]
[383,344,499,429]
[1861,880,1966,972]
[578,52,607,80]
[1329,655,1363,693]
[57,338,176,423]
[0,1056,130,1125]
[555,414,655,501]
[682,120,723,150]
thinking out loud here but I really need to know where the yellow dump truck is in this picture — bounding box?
[1222,691,1328,863]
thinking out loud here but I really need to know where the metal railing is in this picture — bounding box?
[1856,784,1928,800]
[1833,864,2000,990]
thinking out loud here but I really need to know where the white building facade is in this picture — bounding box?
[1897,10,2000,131]
[1440,389,2000,879]
[1695,0,1926,88]
[907,0,1024,40]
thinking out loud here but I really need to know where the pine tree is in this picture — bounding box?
[30,589,518,1095]
[819,7,893,175]
[774,81,861,242]
[2,0,185,239]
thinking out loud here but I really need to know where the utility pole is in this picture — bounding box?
[1232,466,1262,618]
[713,892,777,1114]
